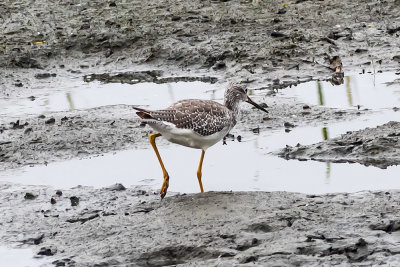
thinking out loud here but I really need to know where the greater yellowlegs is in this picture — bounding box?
[134,83,268,198]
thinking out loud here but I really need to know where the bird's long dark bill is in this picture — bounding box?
[246,97,268,113]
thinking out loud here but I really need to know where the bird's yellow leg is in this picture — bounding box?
[196,150,205,193]
[149,133,169,199]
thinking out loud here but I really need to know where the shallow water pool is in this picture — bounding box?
[0,79,223,119]
[279,72,400,110]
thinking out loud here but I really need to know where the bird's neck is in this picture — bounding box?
[224,97,241,118]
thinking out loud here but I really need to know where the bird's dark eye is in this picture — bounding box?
[245,89,248,94]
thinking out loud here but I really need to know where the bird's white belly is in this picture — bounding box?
[149,122,230,150]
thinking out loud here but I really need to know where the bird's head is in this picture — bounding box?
[225,83,268,113]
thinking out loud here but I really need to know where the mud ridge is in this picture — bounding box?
[277,121,400,168]
[83,71,218,85]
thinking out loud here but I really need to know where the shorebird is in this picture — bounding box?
[134,83,268,198]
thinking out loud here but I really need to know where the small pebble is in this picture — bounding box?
[70,196,79,206]
[284,122,295,128]
[24,192,37,200]
[45,118,56,125]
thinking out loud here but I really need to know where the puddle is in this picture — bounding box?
[1,132,399,194]
[0,246,49,267]
[279,72,400,110]
[2,109,400,194]
[0,80,224,120]
[3,72,397,118]
[1,72,399,194]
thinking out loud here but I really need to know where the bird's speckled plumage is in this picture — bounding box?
[141,99,234,136]
[135,84,251,136]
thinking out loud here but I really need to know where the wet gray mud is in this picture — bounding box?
[279,121,400,169]
[1,0,400,266]
[2,185,400,266]
[1,0,400,88]
[0,105,145,171]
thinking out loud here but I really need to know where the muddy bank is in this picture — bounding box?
[0,105,144,171]
[0,94,365,172]
[1,184,400,266]
[1,0,400,90]
[278,121,400,169]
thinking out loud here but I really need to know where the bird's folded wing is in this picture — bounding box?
[149,100,232,136]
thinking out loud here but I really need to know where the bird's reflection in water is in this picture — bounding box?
[66,92,75,110]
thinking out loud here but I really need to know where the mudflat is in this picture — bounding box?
[1,0,400,265]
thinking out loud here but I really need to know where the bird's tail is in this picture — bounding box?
[133,107,153,119]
